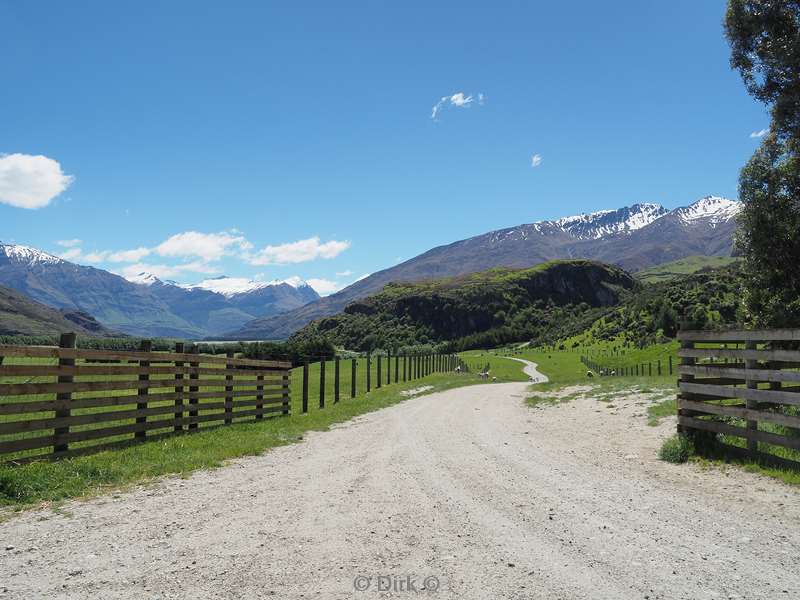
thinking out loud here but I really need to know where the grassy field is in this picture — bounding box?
[0,354,528,508]
[634,255,740,284]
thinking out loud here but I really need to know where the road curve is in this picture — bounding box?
[1,373,799,599]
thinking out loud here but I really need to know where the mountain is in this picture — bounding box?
[0,244,319,338]
[130,274,319,336]
[634,255,741,284]
[290,260,637,351]
[0,284,113,337]
[229,196,741,340]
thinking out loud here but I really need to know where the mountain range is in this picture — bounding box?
[229,196,741,339]
[0,244,319,338]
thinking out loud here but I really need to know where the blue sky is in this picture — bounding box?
[0,1,767,294]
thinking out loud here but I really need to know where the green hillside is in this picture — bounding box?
[635,255,740,284]
[291,260,637,352]
[0,285,113,337]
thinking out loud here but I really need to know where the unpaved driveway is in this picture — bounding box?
[1,361,799,599]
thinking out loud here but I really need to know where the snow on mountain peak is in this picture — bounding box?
[539,203,669,240]
[181,276,310,297]
[0,243,64,265]
[676,196,741,224]
[127,272,161,286]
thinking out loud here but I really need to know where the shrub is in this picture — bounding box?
[659,434,694,464]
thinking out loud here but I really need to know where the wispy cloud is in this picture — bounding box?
[57,238,82,248]
[245,236,350,266]
[431,92,485,120]
[336,270,353,277]
[0,153,74,209]
[306,278,342,296]
[119,261,220,281]
[531,153,543,168]
[750,128,768,138]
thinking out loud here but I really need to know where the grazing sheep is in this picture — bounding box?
[492,376,497,382]
[586,370,594,378]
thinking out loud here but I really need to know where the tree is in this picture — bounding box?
[725,1,800,326]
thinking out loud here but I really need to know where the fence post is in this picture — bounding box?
[377,355,382,388]
[54,332,76,454]
[386,351,391,385]
[669,356,673,376]
[403,354,407,382]
[657,360,661,376]
[302,361,309,413]
[174,342,185,432]
[395,353,399,383]
[745,340,759,456]
[678,329,695,435]
[224,350,234,425]
[334,357,340,403]
[648,362,652,377]
[136,340,152,439]
[367,354,371,391]
[319,358,326,409]
[256,370,265,420]
[351,358,357,398]
[188,345,199,430]
[281,367,290,416]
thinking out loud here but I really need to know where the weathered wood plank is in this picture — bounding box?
[0,377,286,397]
[678,398,800,430]
[679,381,800,406]
[678,415,800,451]
[678,329,800,342]
[0,345,291,369]
[0,390,288,415]
[0,364,288,378]
[678,364,800,384]
[678,347,800,362]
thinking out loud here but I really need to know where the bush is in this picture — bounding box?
[659,434,694,464]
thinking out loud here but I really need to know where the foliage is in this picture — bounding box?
[634,256,740,284]
[291,260,636,352]
[725,1,800,326]
[241,337,335,365]
[658,434,694,464]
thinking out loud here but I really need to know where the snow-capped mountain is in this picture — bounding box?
[178,275,315,298]
[534,203,669,239]
[0,244,320,338]
[673,195,741,226]
[231,195,742,339]
[0,243,64,266]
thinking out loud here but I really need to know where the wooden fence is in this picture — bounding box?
[0,334,291,461]
[677,328,800,467]
[581,355,673,377]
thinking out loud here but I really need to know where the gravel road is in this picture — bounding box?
[1,360,798,599]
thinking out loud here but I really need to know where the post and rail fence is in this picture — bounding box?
[0,337,465,463]
[676,328,800,469]
[580,354,673,378]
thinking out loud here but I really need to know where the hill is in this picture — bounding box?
[290,260,637,352]
[634,256,740,284]
[230,196,740,340]
[0,284,113,337]
[0,244,319,338]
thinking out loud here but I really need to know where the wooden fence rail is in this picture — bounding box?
[677,328,800,468]
[0,334,291,461]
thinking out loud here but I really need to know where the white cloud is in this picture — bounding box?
[0,153,74,209]
[306,278,342,296]
[156,231,252,262]
[431,91,485,120]
[108,247,151,262]
[57,238,82,248]
[336,270,353,277]
[750,128,768,138]
[354,273,370,282]
[59,248,82,260]
[531,153,543,168]
[246,236,350,266]
[83,250,111,263]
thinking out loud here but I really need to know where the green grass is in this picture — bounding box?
[634,255,740,284]
[647,398,677,426]
[659,434,693,463]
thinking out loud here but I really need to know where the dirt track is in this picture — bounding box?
[1,361,799,599]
